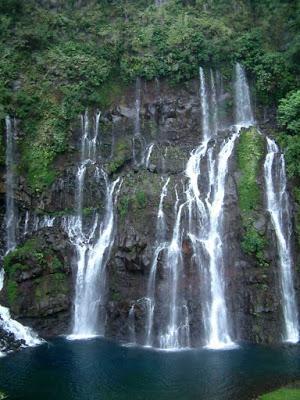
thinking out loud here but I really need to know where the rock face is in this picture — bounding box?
[0,228,73,337]
[0,78,299,346]
[0,321,26,353]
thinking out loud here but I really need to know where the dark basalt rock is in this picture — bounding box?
[1,228,74,337]
[0,318,25,353]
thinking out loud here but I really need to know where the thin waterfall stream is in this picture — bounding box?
[64,111,121,339]
[264,138,299,343]
[145,177,170,347]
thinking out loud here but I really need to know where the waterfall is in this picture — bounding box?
[145,177,170,346]
[140,64,254,349]
[65,111,121,339]
[128,305,136,344]
[5,116,17,253]
[143,143,155,170]
[159,194,188,349]
[199,67,210,141]
[203,133,238,349]
[185,68,237,349]
[234,63,255,128]
[264,138,299,343]
[23,211,29,236]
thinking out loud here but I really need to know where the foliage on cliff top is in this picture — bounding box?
[0,0,299,188]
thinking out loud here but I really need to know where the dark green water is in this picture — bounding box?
[1,338,300,400]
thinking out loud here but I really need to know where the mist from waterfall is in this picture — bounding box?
[64,111,121,339]
[264,138,299,343]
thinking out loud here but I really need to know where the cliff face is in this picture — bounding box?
[0,78,299,347]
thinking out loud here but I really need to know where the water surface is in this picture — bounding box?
[1,338,300,400]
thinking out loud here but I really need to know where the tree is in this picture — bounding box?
[278,90,300,136]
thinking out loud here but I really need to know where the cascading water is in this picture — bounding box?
[234,63,255,129]
[23,211,29,236]
[159,191,189,349]
[202,133,238,349]
[145,177,170,346]
[128,305,136,344]
[141,64,255,350]
[185,68,236,349]
[0,270,41,356]
[264,138,299,343]
[143,143,155,169]
[5,116,17,253]
[65,111,121,339]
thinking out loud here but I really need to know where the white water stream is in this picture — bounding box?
[264,138,299,343]
[65,111,121,339]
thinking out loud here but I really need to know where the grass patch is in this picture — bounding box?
[259,388,300,399]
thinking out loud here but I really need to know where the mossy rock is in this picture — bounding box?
[3,238,64,280]
[237,127,268,266]
[106,136,132,174]
[2,233,68,312]
[237,127,264,213]
[117,171,162,221]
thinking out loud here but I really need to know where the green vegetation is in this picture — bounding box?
[237,128,264,213]
[237,127,267,266]
[3,238,64,280]
[278,90,300,137]
[3,237,67,309]
[259,388,300,400]
[0,0,299,189]
[117,171,161,221]
[106,137,131,175]
[3,239,42,273]
[277,90,300,244]
[0,134,6,166]
[6,279,18,305]
[241,224,267,267]
[278,91,300,178]
[135,190,147,208]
